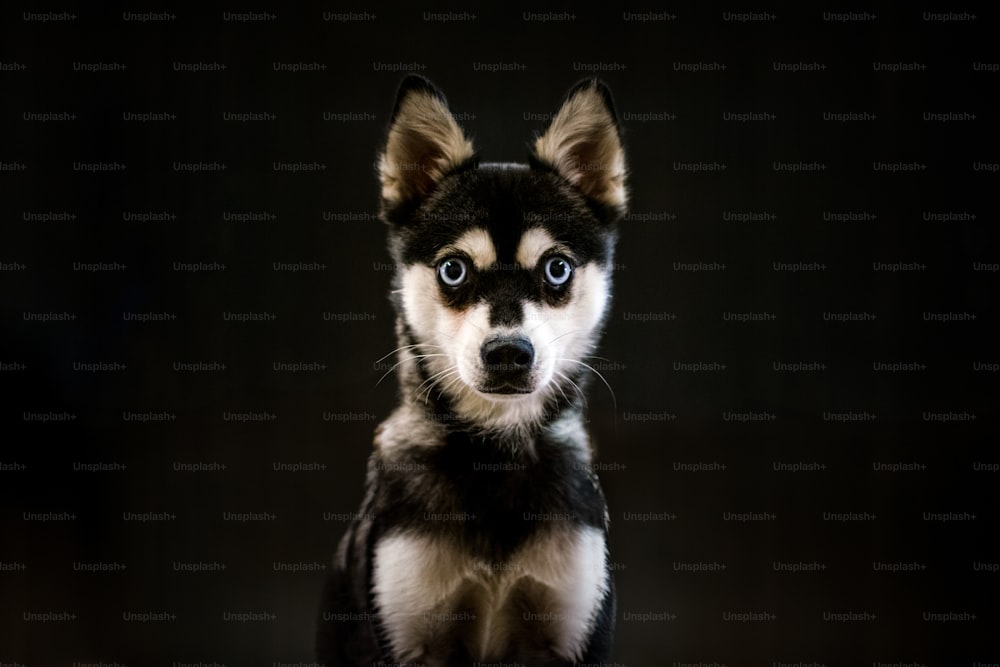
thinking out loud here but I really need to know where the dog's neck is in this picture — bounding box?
[379,399,593,466]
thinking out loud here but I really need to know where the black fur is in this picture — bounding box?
[377,429,608,557]
[317,75,625,667]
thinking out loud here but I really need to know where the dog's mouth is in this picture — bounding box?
[478,382,535,396]
[478,365,536,395]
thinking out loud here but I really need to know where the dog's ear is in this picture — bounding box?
[378,75,475,208]
[533,79,627,214]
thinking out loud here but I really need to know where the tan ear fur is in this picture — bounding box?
[534,83,627,211]
[379,89,474,204]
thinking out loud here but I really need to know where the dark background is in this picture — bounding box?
[1,4,997,665]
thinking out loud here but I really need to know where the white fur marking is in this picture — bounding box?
[522,263,610,401]
[372,527,608,662]
[396,259,611,441]
[373,532,471,662]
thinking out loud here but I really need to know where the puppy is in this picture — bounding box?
[316,74,627,667]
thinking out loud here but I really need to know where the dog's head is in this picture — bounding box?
[378,75,627,434]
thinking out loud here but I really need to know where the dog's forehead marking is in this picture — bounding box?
[436,227,496,269]
[516,227,557,269]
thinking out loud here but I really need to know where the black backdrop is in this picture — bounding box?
[1,4,997,665]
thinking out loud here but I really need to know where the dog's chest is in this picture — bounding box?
[372,525,607,663]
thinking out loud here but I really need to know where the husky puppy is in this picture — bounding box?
[316,74,627,667]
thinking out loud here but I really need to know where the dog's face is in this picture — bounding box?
[378,76,627,432]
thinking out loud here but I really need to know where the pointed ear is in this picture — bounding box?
[533,79,627,214]
[378,75,475,208]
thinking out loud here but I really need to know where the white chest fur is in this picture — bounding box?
[372,525,608,663]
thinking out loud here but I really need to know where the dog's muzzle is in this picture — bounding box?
[479,336,535,394]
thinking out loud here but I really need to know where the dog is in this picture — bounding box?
[316,74,627,667]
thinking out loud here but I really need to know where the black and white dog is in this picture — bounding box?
[316,75,627,667]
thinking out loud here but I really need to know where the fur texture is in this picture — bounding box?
[316,75,627,667]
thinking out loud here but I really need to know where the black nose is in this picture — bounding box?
[481,336,535,372]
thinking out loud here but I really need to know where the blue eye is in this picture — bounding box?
[438,257,468,287]
[543,256,572,286]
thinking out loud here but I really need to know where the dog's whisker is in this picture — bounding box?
[375,361,405,388]
[554,358,617,412]
[435,372,465,402]
[421,368,460,404]
[415,365,456,393]
[373,343,444,365]
[373,344,421,366]
[375,354,451,388]
[554,369,588,407]
[546,328,590,346]
[549,328,608,345]
[414,365,460,403]
[551,370,577,407]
